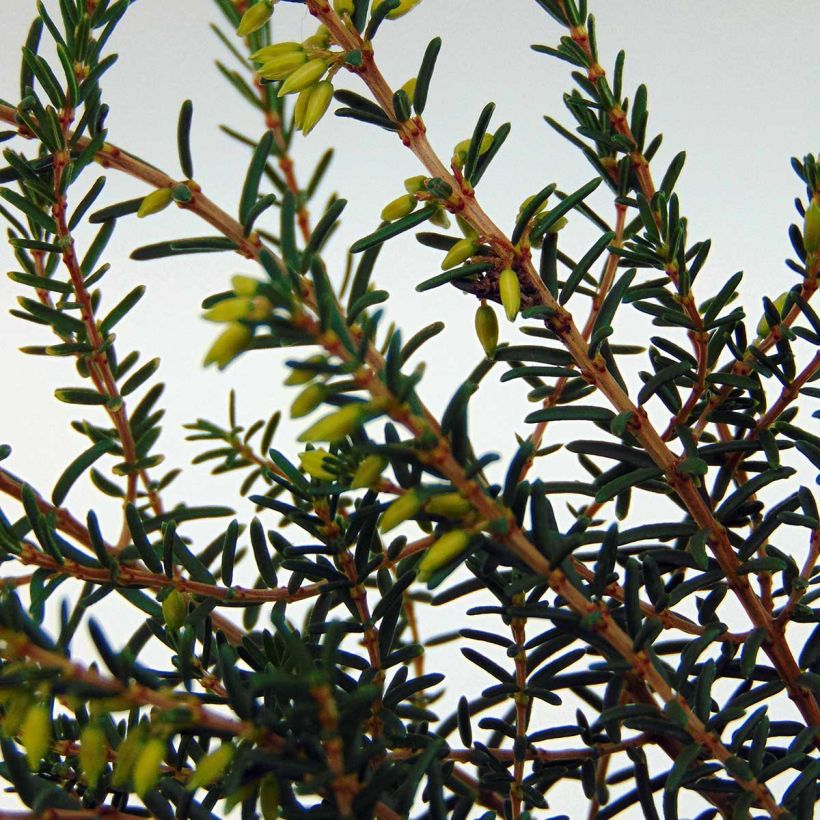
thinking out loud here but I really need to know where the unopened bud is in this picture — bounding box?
[137,188,173,218]
[456,215,478,239]
[429,207,451,229]
[111,730,143,788]
[302,25,331,49]
[380,490,422,533]
[404,175,427,194]
[133,737,166,797]
[499,268,521,321]
[161,588,187,630]
[441,237,478,270]
[251,42,301,63]
[417,530,471,582]
[381,194,417,222]
[373,0,424,20]
[452,133,493,169]
[425,492,473,517]
[285,356,324,385]
[298,403,366,443]
[278,59,328,97]
[474,303,498,358]
[21,703,51,769]
[260,774,281,820]
[291,383,325,418]
[350,455,387,489]
[187,743,235,790]
[231,274,259,297]
[1,690,33,735]
[298,449,336,481]
[334,0,356,15]
[301,80,334,135]
[203,322,253,369]
[237,1,274,37]
[258,51,307,82]
[203,296,255,323]
[804,200,820,255]
[518,193,549,217]
[400,77,417,101]
[756,291,790,337]
[79,725,107,789]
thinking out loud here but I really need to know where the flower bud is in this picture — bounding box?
[231,274,259,297]
[518,193,549,218]
[334,0,356,14]
[303,25,331,49]
[285,355,324,385]
[417,530,471,582]
[425,492,473,517]
[137,188,173,219]
[237,1,274,38]
[456,215,478,239]
[79,725,107,789]
[298,449,336,481]
[291,383,325,418]
[111,730,143,788]
[380,490,422,533]
[259,774,281,820]
[203,322,252,369]
[381,194,417,222]
[251,42,302,63]
[133,737,166,797]
[21,703,51,769]
[474,303,498,358]
[373,0,423,20]
[278,58,328,97]
[258,51,308,82]
[1,690,33,735]
[302,80,334,135]
[404,175,427,194]
[350,455,387,489]
[429,206,451,229]
[161,588,187,630]
[804,200,820,255]
[400,77,417,101]
[499,268,521,321]
[187,743,235,790]
[298,403,366,442]
[756,291,790,337]
[441,237,478,270]
[451,133,493,169]
[203,296,255,323]
[294,87,312,132]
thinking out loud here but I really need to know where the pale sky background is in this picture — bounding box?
[0,1,818,817]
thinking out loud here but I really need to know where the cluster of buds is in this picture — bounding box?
[380,489,476,533]
[298,448,388,488]
[250,32,334,135]
[203,276,270,369]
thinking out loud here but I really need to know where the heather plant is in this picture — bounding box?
[0,1,819,819]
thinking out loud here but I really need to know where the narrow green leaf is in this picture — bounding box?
[350,205,437,253]
[130,236,239,260]
[100,285,145,335]
[531,178,603,242]
[52,439,116,506]
[239,131,274,225]
[177,99,194,179]
[594,467,664,504]
[525,406,615,424]
[414,37,442,116]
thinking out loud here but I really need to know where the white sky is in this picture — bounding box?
[0,1,818,817]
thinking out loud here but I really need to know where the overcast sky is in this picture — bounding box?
[0,1,818,817]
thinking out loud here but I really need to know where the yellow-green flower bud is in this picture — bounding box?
[298,449,335,481]
[231,275,259,297]
[429,207,451,229]
[756,291,790,337]
[499,268,521,322]
[373,0,423,20]
[237,1,274,37]
[294,87,312,132]
[161,588,187,630]
[137,188,173,219]
[79,725,107,789]
[456,215,478,239]
[251,42,302,63]
[291,383,325,418]
[187,743,235,791]
[334,0,356,15]
[474,303,498,358]
[804,200,820,255]
[1,690,33,735]
[133,737,166,797]
[302,80,334,135]
[258,51,308,82]
[111,730,143,788]
[350,455,387,489]
[278,58,328,97]
[285,356,323,385]
[203,296,254,323]
[380,490,422,533]
[451,133,493,169]
[302,25,331,49]
[518,193,549,218]
[404,175,427,194]
[401,77,417,101]
[259,774,281,820]
[441,237,478,270]
[381,194,417,222]
[21,703,51,769]
[425,492,473,517]
[298,403,366,443]
[417,530,471,582]
[203,322,252,369]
